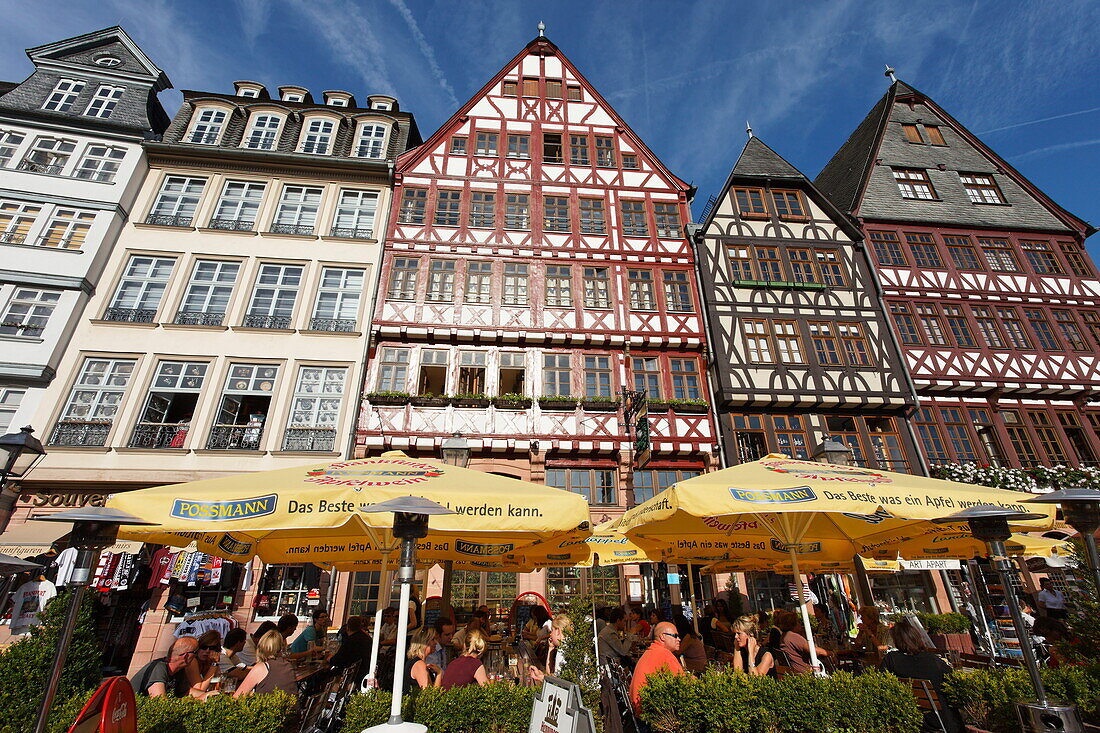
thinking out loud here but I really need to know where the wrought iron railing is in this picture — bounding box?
[1,321,44,336]
[18,160,64,175]
[174,310,225,326]
[206,217,255,231]
[268,223,314,236]
[144,213,193,227]
[206,424,265,450]
[0,231,27,244]
[102,307,157,323]
[328,226,373,240]
[241,314,292,329]
[49,421,111,447]
[129,422,189,449]
[282,427,336,452]
[308,317,357,332]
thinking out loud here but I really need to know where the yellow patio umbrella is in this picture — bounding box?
[702,556,902,575]
[605,454,1056,673]
[861,528,1070,561]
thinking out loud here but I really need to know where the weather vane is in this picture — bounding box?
[884,64,897,83]
[537,21,545,37]
[746,121,753,139]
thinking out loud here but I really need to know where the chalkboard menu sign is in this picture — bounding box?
[423,597,443,630]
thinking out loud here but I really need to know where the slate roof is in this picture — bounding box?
[813,87,893,216]
[731,136,804,179]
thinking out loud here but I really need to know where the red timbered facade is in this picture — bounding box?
[355,34,718,605]
[816,80,1100,469]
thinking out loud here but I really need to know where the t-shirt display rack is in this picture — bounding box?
[969,558,1024,659]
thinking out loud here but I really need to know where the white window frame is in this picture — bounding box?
[300,117,335,154]
[39,208,95,249]
[42,78,85,112]
[84,85,124,119]
[331,189,378,238]
[0,387,25,433]
[149,175,207,225]
[74,144,126,183]
[177,260,240,322]
[0,200,42,245]
[108,255,176,315]
[210,180,266,228]
[285,366,346,434]
[272,185,323,233]
[59,358,135,422]
[0,130,26,168]
[376,348,410,392]
[0,287,60,338]
[355,123,388,159]
[245,263,303,326]
[242,113,282,150]
[187,108,229,144]
[20,136,76,175]
[311,267,364,330]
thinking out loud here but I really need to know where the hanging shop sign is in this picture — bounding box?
[529,676,595,733]
[901,559,962,571]
[20,492,108,508]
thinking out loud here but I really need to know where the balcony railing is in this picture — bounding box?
[0,231,27,244]
[18,159,64,175]
[102,307,157,324]
[328,226,373,240]
[268,223,314,236]
[206,217,255,231]
[308,317,357,332]
[206,424,265,450]
[49,421,111,447]
[1,321,44,337]
[129,422,189,449]
[282,427,336,452]
[145,213,193,227]
[174,310,225,326]
[241,314,292,329]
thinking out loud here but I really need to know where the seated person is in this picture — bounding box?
[597,608,633,666]
[130,637,197,698]
[676,618,707,673]
[289,608,330,660]
[234,630,297,697]
[452,616,484,651]
[218,628,250,681]
[405,628,443,691]
[238,621,276,666]
[731,616,774,676]
[853,606,887,666]
[529,613,572,683]
[379,606,399,648]
[440,628,489,689]
[626,605,650,639]
[881,615,963,733]
[329,615,373,675]
[182,630,222,698]
[425,616,455,671]
[629,622,686,712]
[774,609,828,674]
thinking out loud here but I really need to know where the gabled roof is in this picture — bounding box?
[732,136,805,179]
[26,25,170,91]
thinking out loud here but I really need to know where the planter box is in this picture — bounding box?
[454,398,491,408]
[538,398,577,410]
[410,396,452,407]
[493,398,531,410]
[671,402,710,414]
[366,394,409,406]
[580,400,620,412]
[932,633,974,655]
[646,401,672,412]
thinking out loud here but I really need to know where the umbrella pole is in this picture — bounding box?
[687,562,699,636]
[788,548,823,676]
[365,551,394,687]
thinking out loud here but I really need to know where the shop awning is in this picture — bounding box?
[0,520,142,557]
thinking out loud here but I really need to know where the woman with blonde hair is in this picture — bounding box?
[731,616,774,677]
[404,627,443,691]
[440,628,489,689]
[234,629,297,697]
[854,605,887,665]
[529,613,572,683]
[182,629,221,698]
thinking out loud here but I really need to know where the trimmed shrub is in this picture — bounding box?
[342,684,537,732]
[888,612,971,635]
[134,691,297,733]
[943,663,1100,732]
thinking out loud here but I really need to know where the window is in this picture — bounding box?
[42,79,85,112]
[20,136,76,174]
[757,247,784,281]
[594,136,615,167]
[243,114,281,150]
[543,133,563,164]
[546,468,617,505]
[771,190,806,219]
[426,259,456,302]
[733,188,768,217]
[84,85,124,118]
[503,263,528,305]
[1053,311,1088,351]
[474,132,498,156]
[1028,412,1067,463]
[284,367,346,450]
[74,145,125,182]
[621,200,648,237]
[331,189,378,238]
[502,81,518,96]
[670,359,701,399]
[663,271,693,312]
[0,388,24,433]
[498,352,526,395]
[176,260,240,325]
[106,255,175,322]
[839,323,871,365]
[567,85,582,101]
[653,203,681,238]
[906,232,944,268]
[311,267,364,331]
[583,355,612,397]
[130,361,208,448]
[504,193,529,229]
[1002,410,1040,466]
[458,351,487,394]
[1020,240,1063,275]
[809,322,841,364]
[774,321,804,363]
[788,249,818,284]
[210,180,265,230]
[434,190,461,227]
[356,124,387,158]
[892,168,936,200]
[622,153,638,169]
[377,348,410,392]
[868,231,907,266]
[632,470,700,505]
[283,92,304,103]
[545,265,573,307]
[187,108,227,144]
[272,185,322,234]
[300,118,335,154]
[543,196,570,232]
[816,250,847,286]
[925,126,947,146]
[148,175,205,226]
[743,320,772,362]
[469,191,495,228]
[943,306,975,347]
[1083,312,1100,348]
[997,307,1031,348]
[1059,242,1092,277]
[583,267,610,308]
[628,269,655,310]
[579,198,605,234]
[546,80,563,99]
[901,124,923,143]
[0,288,59,337]
[0,131,25,167]
[728,246,753,280]
[543,353,572,396]
[522,78,539,96]
[52,358,135,446]
[941,408,978,461]
[398,187,427,224]
[916,304,948,345]
[547,567,621,608]
[944,235,982,270]
[978,237,1019,272]
[889,302,921,344]
[39,208,95,249]
[959,173,1004,204]
[1025,308,1061,350]
[0,201,41,244]
[244,263,303,328]
[507,134,529,159]
[464,261,492,304]
[450,136,467,155]
[237,87,259,98]
[387,257,419,300]
[208,363,280,450]
[254,565,314,619]
[971,306,1005,348]
[569,135,589,165]
[632,357,661,398]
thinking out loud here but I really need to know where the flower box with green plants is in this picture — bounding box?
[492,393,531,409]
[890,611,974,654]
[580,395,620,412]
[538,394,578,410]
[666,397,710,414]
[409,393,452,407]
[364,390,411,406]
[452,392,490,408]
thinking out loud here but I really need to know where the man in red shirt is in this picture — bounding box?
[629,621,686,712]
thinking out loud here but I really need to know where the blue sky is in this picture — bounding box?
[3,1,1098,253]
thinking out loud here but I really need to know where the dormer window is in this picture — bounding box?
[355,123,387,159]
[94,55,122,68]
[239,88,259,98]
[283,93,304,103]
[187,109,227,145]
[42,79,85,113]
[243,114,282,150]
[234,82,265,98]
[371,100,391,111]
[300,118,334,154]
[84,85,124,119]
[330,98,348,107]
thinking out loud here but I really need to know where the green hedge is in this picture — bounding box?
[887,612,971,636]
[943,663,1100,732]
[638,669,922,733]
[342,684,537,732]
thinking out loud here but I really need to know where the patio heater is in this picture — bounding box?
[439,434,470,610]
[1026,488,1100,595]
[933,505,1081,732]
[361,496,455,733]
[0,426,47,534]
[31,507,157,733]
[812,438,877,608]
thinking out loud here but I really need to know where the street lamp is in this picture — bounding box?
[361,496,455,733]
[32,507,157,733]
[0,426,47,534]
[1026,488,1100,595]
[812,437,851,466]
[440,433,471,468]
[933,505,1081,731]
